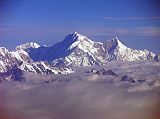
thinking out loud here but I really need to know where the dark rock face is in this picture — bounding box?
[101,69,118,76]
[94,69,118,76]
[10,65,23,81]
[86,71,90,73]
[0,65,24,82]
[0,71,11,81]
[95,71,102,75]
[154,54,160,62]
[46,69,54,74]
[121,75,135,83]
[91,68,96,73]
[137,80,145,83]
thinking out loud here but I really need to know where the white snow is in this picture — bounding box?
[51,32,156,66]
[15,42,40,51]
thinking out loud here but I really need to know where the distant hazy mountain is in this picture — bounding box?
[26,32,156,66]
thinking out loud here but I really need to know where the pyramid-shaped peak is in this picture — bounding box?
[106,37,119,45]
[113,37,126,48]
[71,31,81,35]
[64,32,89,43]
[106,37,127,52]
[72,31,79,35]
[110,37,125,46]
[111,37,120,43]
[70,32,85,37]
[113,37,119,40]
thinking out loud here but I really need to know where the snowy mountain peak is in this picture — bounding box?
[62,32,92,50]
[113,37,127,49]
[105,37,127,53]
[110,37,124,46]
[64,32,95,51]
[65,32,87,42]
[15,42,40,51]
[71,32,85,37]
[72,31,79,35]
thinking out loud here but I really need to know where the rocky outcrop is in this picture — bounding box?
[91,68,118,76]
[154,53,160,62]
[121,75,135,83]
[0,64,23,81]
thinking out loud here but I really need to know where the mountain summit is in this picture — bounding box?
[24,32,156,66]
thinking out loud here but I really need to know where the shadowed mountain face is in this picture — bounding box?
[27,33,80,61]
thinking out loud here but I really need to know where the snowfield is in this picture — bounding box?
[0,61,160,119]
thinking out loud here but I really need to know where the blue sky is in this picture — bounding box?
[0,0,160,53]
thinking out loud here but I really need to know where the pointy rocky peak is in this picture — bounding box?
[15,42,40,51]
[63,32,91,44]
[70,32,84,39]
[113,37,127,49]
[63,32,79,43]
[62,32,94,51]
[109,37,119,45]
[73,32,93,43]
[105,37,127,52]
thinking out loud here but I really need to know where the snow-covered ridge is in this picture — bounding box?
[0,32,158,76]
[23,32,156,66]
[15,42,40,51]
[0,43,73,75]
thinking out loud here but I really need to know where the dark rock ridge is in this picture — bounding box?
[100,69,118,76]
[87,68,138,83]
[89,68,118,76]
[0,64,24,81]
[121,75,135,83]
[154,53,160,62]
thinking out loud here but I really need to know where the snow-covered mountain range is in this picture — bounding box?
[0,44,73,75]
[26,32,157,66]
[0,32,159,76]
